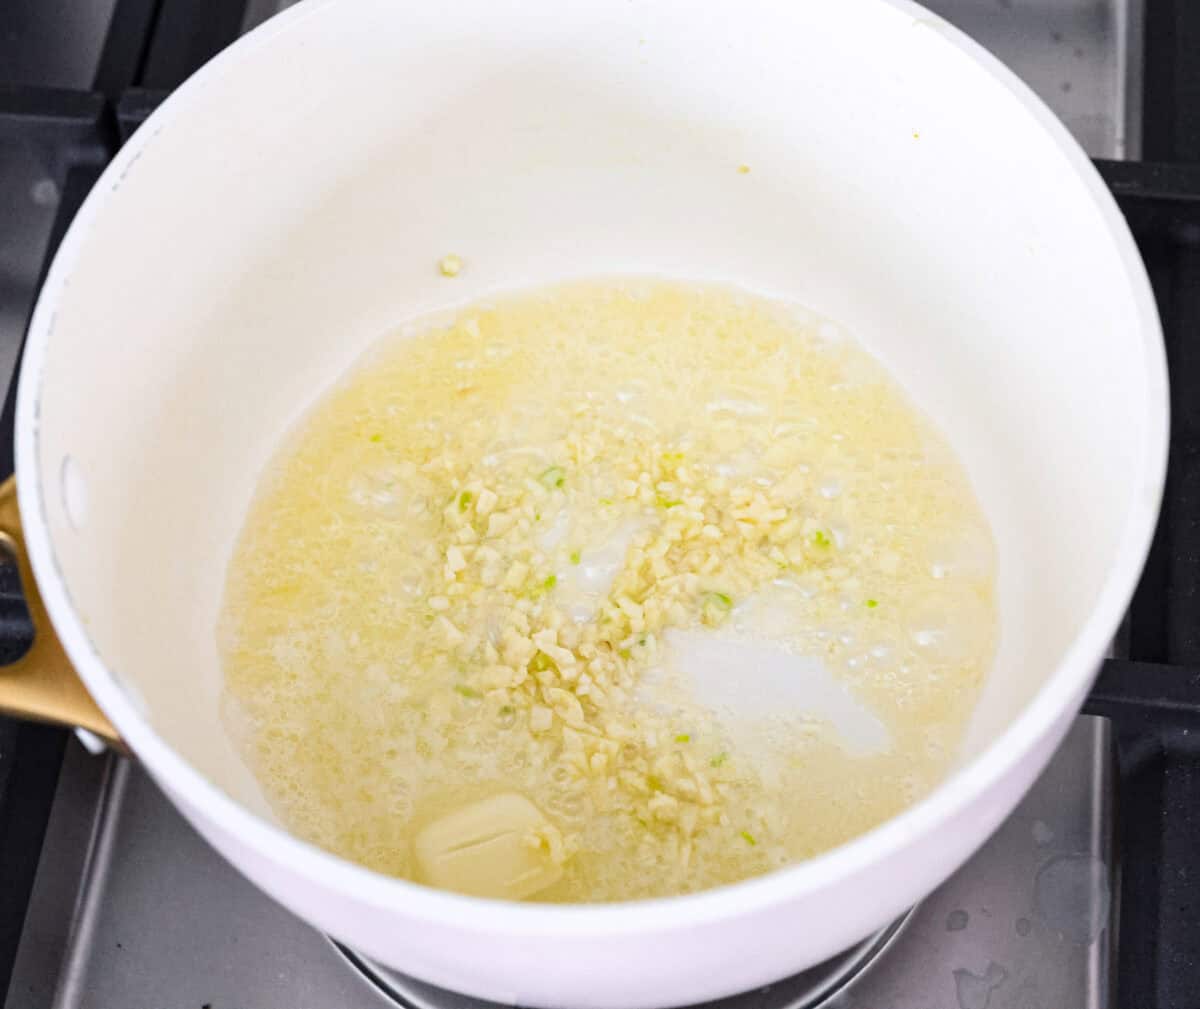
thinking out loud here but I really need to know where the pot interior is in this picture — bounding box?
[27,0,1159,830]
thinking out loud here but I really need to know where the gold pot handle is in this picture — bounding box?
[0,476,121,747]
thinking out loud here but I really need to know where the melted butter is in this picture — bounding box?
[218,279,997,901]
[665,629,890,757]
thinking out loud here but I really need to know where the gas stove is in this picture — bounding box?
[2,3,1199,1008]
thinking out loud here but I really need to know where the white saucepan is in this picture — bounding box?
[0,0,1167,1006]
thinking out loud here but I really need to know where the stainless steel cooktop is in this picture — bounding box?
[4,718,1114,1009]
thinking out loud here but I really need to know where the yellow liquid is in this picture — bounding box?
[219,280,997,901]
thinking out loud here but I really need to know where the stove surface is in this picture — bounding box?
[5,719,1114,1009]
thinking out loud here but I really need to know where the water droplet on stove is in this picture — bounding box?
[946,908,969,931]
[953,962,1008,1009]
[1031,820,1055,846]
[30,178,58,206]
[1015,917,1032,936]
[1035,854,1109,945]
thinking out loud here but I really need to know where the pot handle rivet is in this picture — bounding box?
[0,476,122,748]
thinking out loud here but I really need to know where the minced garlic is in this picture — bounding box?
[219,280,996,901]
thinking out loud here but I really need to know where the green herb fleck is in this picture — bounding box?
[454,685,482,700]
[539,465,566,489]
[529,651,556,673]
[811,529,833,549]
[598,497,614,506]
[457,490,473,512]
[618,647,632,660]
[704,591,733,611]
[647,774,665,792]
[369,433,383,443]
[499,704,514,716]
[740,830,757,846]
[569,549,581,565]
[711,752,729,767]
[527,572,556,599]
[865,598,878,609]
[656,494,683,509]
[675,733,691,743]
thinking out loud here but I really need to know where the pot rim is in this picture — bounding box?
[14,0,1168,938]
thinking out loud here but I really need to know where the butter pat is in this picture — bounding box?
[414,793,564,900]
